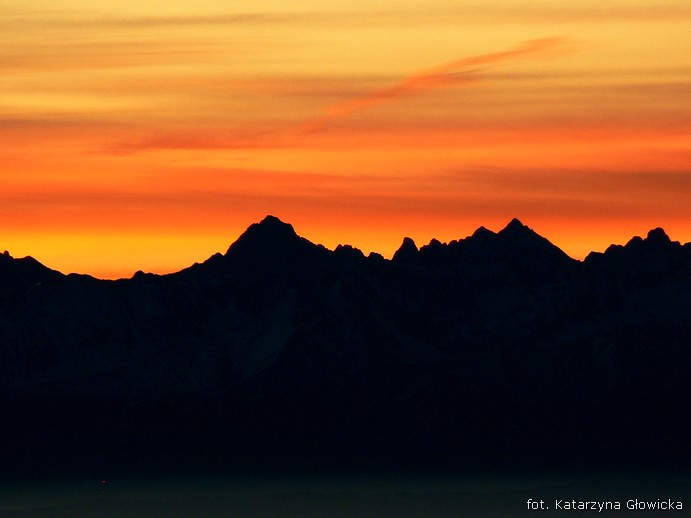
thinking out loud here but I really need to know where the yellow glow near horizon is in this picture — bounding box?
[1,0,690,278]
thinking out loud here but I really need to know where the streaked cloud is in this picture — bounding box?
[0,0,689,277]
[3,3,691,33]
[297,38,565,133]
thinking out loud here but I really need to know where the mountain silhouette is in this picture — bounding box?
[392,236,418,262]
[227,215,320,260]
[0,250,63,291]
[1,216,690,479]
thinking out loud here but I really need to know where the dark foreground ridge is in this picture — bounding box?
[1,216,690,479]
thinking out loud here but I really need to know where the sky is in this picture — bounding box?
[1,0,690,278]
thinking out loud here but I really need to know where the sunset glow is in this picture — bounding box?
[2,0,690,277]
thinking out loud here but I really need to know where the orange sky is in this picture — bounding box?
[2,0,690,278]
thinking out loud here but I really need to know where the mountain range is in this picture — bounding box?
[1,216,690,479]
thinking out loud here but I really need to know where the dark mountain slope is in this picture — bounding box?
[0,217,689,478]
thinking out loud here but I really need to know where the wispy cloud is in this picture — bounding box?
[296,37,565,134]
[104,131,292,155]
[4,4,690,33]
[451,3,691,23]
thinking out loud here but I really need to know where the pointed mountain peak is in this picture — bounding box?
[617,227,680,257]
[622,228,675,251]
[497,218,547,245]
[590,227,684,267]
[624,235,644,248]
[400,236,417,249]
[224,215,325,271]
[499,218,528,235]
[0,252,48,269]
[251,215,297,238]
[418,238,445,256]
[471,226,496,239]
[645,227,671,245]
[334,244,365,260]
[392,237,418,262]
[0,251,63,286]
[490,218,575,266]
[227,215,298,253]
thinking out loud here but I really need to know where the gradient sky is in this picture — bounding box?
[2,0,690,278]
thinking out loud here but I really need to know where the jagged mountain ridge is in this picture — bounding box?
[1,216,690,476]
[1,215,689,396]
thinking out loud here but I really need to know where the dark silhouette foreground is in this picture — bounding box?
[1,216,689,479]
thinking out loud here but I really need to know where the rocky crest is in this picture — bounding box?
[1,216,689,478]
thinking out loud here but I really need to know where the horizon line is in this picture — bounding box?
[2,215,686,281]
